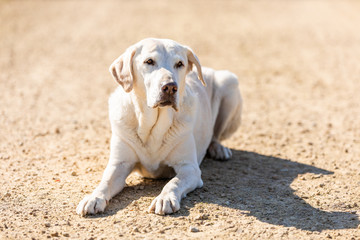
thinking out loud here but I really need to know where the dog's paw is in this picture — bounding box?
[148,192,180,215]
[76,193,108,216]
[207,141,232,161]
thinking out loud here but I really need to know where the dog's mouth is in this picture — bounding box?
[153,99,178,111]
[158,100,172,107]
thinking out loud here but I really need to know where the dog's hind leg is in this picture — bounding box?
[207,70,242,161]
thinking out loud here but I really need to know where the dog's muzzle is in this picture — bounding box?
[154,82,178,111]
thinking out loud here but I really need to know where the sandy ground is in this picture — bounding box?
[1,0,360,239]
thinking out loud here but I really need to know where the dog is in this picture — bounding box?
[76,38,242,216]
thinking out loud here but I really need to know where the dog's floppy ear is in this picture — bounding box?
[109,46,137,92]
[186,47,206,87]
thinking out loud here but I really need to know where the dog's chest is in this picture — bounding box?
[124,108,192,171]
[133,131,179,173]
[136,107,174,147]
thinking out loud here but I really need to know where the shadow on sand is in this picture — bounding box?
[190,150,359,231]
[90,150,359,231]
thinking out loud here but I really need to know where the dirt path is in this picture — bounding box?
[1,1,360,239]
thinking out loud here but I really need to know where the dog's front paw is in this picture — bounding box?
[76,193,108,216]
[207,141,232,161]
[148,192,180,215]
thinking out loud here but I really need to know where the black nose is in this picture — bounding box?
[161,82,178,95]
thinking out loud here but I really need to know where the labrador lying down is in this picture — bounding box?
[76,38,242,216]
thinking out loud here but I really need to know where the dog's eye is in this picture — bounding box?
[175,61,184,69]
[144,59,155,65]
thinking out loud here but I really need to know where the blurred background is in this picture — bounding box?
[1,0,360,239]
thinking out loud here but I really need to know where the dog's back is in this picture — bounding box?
[190,67,242,139]
[187,67,242,161]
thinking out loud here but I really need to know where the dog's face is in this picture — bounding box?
[110,38,205,111]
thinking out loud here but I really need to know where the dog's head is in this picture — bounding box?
[109,38,205,111]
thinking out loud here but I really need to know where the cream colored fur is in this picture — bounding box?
[76,38,242,216]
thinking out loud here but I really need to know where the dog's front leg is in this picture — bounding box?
[76,135,136,216]
[148,137,203,215]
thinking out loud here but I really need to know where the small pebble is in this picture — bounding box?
[195,214,209,220]
[189,226,199,232]
[44,223,51,228]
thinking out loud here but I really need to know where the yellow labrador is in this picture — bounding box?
[76,38,242,216]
